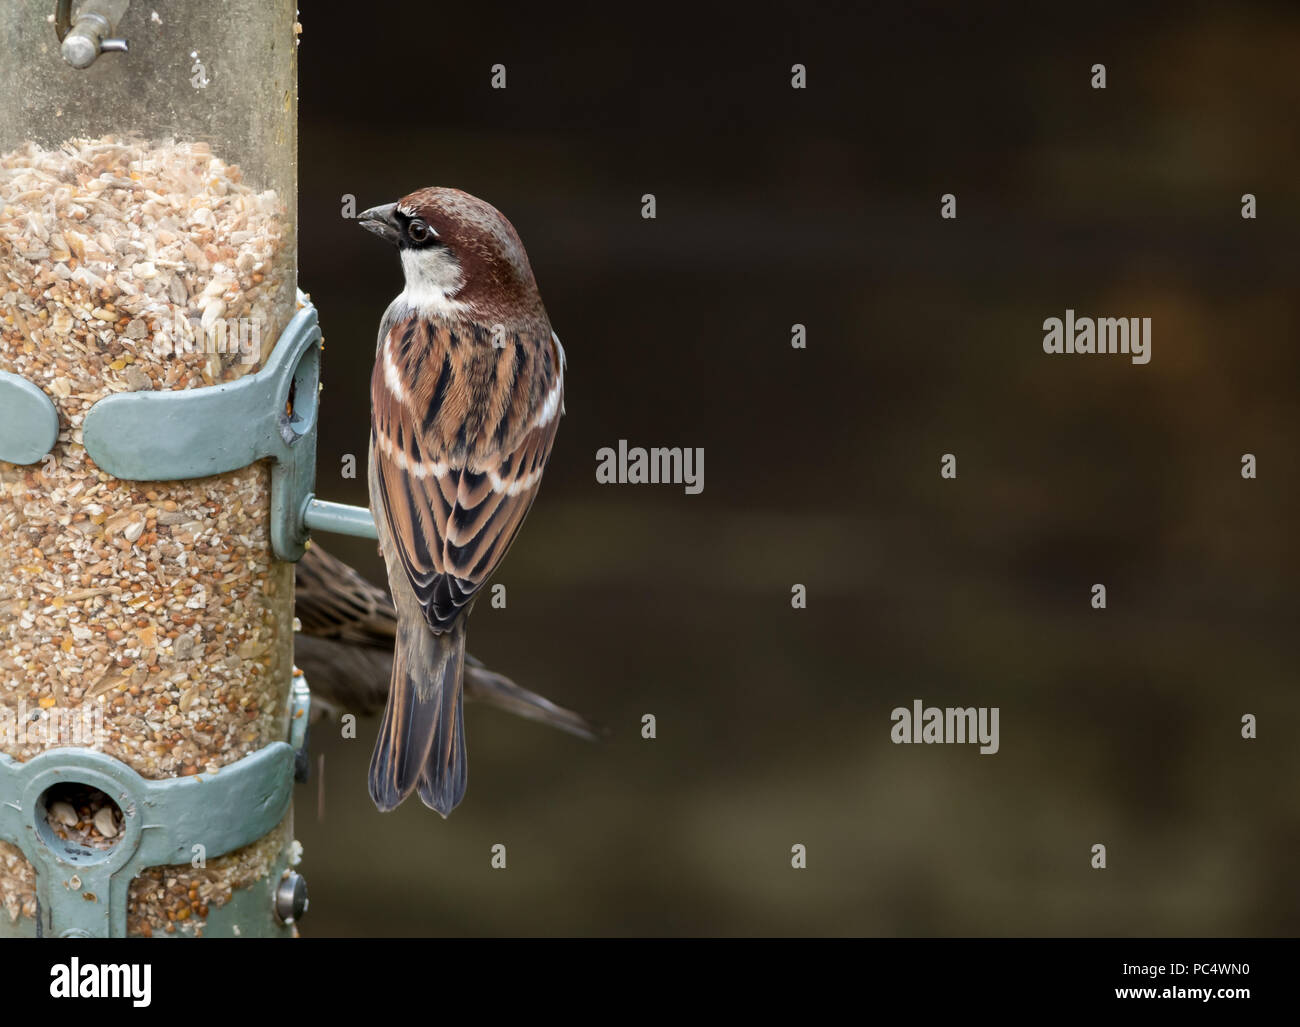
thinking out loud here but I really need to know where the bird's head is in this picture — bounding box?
[358,187,545,326]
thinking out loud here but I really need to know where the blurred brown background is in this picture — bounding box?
[292,0,1299,935]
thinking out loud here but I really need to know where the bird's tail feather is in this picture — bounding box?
[368,618,467,816]
[464,654,605,742]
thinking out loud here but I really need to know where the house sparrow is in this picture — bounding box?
[358,188,565,815]
[293,543,598,741]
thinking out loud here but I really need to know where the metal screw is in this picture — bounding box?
[55,0,130,69]
[274,871,308,924]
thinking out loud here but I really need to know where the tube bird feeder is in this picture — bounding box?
[0,1,318,938]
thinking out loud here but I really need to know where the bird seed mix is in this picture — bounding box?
[0,136,298,935]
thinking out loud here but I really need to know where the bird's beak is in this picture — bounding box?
[358,202,401,245]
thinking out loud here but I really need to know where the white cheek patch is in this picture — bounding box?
[399,247,468,318]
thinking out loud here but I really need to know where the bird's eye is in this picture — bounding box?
[407,219,433,244]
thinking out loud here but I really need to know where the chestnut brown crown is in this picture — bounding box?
[359,186,547,327]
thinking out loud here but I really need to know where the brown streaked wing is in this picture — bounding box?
[371,315,562,632]
[294,543,397,648]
